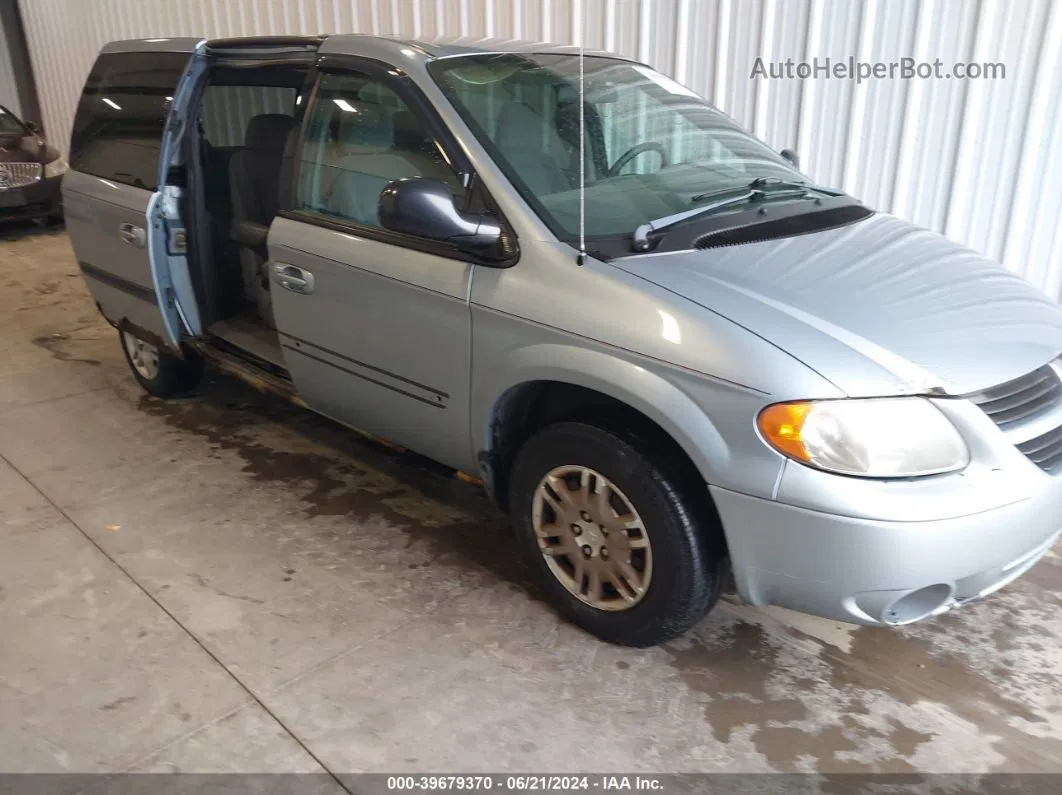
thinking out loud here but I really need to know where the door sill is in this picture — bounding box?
[192,340,487,493]
[208,312,285,368]
[195,338,304,407]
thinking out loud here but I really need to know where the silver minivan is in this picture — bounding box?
[64,35,1062,647]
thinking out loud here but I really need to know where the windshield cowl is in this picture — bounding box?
[630,180,849,252]
[592,194,868,261]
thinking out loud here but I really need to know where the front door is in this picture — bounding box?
[267,64,476,472]
[64,41,204,350]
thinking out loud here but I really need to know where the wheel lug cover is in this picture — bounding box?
[582,545,593,558]
[600,547,609,559]
[570,523,582,535]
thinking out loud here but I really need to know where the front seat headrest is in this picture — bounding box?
[335,99,393,150]
[495,101,569,156]
[392,110,431,151]
[243,113,297,151]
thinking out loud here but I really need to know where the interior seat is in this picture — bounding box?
[315,99,394,210]
[324,100,425,225]
[228,113,296,328]
[494,101,572,196]
[325,102,466,225]
[392,110,438,160]
[328,151,423,226]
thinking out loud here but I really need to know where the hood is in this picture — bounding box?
[612,212,1062,396]
[0,133,56,165]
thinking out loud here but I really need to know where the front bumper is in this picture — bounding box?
[0,175,63,221]
[710,477,1062,625]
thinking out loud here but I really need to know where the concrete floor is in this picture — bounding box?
[2,224,1062,777]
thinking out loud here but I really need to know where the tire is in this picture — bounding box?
[508,421,728,647]
[119,329,203,398]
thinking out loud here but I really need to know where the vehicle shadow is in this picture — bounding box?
[136,366,541,601]
[0,218,65,242]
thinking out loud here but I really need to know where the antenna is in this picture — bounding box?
[576,2,587,266]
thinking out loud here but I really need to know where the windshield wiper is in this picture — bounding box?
[631,177,846,252]
[632,191,758,252]
[691,177,806,203]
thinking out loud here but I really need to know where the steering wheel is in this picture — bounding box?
[607,142,669,177]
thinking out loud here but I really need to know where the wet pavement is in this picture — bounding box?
[1,225,1060,776]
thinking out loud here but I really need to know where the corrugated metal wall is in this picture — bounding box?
[0,9,20,115]
[16,0,1062,299]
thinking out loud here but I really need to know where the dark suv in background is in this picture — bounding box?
[0,104,66,224]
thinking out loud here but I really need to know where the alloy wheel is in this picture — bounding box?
[121,331,160,380]
[531,465,653,611]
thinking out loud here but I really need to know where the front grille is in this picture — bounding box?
[0,162,43,189]
[967,359,1062,474]
[967,363,1062,429]
[1017,425,1062,475]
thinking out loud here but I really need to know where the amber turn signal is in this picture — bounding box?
[757,401,814,462]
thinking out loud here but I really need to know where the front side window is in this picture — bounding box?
[429,54,803,240]
[296,71,461,229]
[69,51,189,191]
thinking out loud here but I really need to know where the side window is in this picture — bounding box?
[296,71,462,229]
[199,85,298,148]
[69,51,189,191]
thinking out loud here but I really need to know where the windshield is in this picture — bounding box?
[429,54,806,240]
[0,106,27,136]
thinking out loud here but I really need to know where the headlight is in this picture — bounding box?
[44,158,68,178]
[757,398,969,478]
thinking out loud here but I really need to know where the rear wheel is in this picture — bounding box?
[119,330,203,398]
[508,421,727,647]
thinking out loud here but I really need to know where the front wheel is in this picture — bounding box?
[508,421,728,647]
[119,330,203,398]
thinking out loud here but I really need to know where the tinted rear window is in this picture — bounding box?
[70,51,189,191]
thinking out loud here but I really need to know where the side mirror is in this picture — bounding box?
[379,178,505,260]
[25,121,40,135]
[780,148,800,170]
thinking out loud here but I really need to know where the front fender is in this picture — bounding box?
[472,342,736,488]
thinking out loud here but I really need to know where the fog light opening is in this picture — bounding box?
[883,584,953,625]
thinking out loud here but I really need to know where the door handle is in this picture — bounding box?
[118,223,146,248]
[271,262,315,295]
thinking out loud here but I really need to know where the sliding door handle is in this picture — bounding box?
[118,223,146,248]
